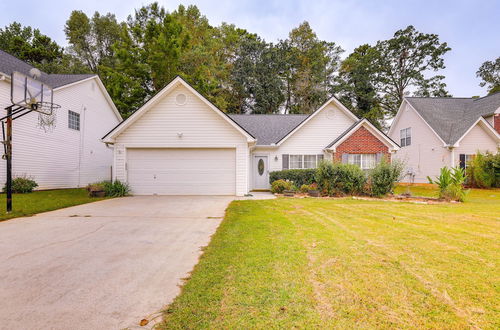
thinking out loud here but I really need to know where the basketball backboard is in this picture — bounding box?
[11,71,54,115]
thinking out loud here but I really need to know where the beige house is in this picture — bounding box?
[388,94,500,183]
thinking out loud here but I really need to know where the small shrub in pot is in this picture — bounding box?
[271,179,295,194]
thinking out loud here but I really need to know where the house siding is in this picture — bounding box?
[334,126,390,161]
[454,124,499,164]
[113,84,250,196]
[0,78,119,189]
[389,102,450,183]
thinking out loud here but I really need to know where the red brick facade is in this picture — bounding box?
[334,126,391,162]
[494,114,500,134]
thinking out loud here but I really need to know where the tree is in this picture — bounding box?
[374,25,451,117]
[280,22,343,114]
[334,44,384,127]
[0,22,87,74]
[476,57,500,95]
[65,11,123,73]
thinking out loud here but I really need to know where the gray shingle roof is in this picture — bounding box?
[405,93,500,145]
[228,114,308,145]
[0,49,95,88]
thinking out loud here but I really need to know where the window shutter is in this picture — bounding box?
[341,153,349,164]
[376,153,383,163]
[459,154,466,169]
[282,154,289,169]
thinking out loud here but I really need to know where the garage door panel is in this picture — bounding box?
[127,148,236,195]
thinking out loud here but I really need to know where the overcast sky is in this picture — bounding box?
[1,0,498,97]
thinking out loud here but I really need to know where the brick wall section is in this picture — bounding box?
[494,114,500,134]
[334,126,391,162]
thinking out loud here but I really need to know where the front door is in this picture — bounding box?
[253,156,269,190]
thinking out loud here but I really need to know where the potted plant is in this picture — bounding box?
[307,183,320,197]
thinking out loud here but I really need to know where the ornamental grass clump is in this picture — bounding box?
[428,166,468,202]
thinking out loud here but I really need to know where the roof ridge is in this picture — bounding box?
[472,92,500,102]
[406,96,472,100]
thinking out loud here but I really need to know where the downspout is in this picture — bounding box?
[77,106,87,187]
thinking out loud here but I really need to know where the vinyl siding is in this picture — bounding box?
[0,78,119,189]
[454,124,498,164]
[250,103,355,189]
[389,102,450,183]
[113,84,249,196]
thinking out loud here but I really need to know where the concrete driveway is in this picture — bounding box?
[0,196,235,330]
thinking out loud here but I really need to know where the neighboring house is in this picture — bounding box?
[0,50,122,189]
[388,94,500,183]
[103,76,399,196]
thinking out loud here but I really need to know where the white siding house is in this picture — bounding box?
[0,50,122,189]
[389,96,500,183]
[104,76,398,195]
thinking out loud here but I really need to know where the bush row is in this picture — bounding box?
[270,160,403,197]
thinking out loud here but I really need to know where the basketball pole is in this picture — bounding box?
[6,105,12,213]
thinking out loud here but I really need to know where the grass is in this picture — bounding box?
[160,187,500,329]
[0,188,108,222]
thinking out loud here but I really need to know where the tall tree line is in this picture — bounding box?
[2,2,496,126]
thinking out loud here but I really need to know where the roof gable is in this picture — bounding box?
[402,93,500,145]
[103,76,255,143]
[275,96,358,146]
[327,119,400,151]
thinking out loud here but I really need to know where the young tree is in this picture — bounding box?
[334,44,384,127]
[374,25,451,117]
[476,57,500,95]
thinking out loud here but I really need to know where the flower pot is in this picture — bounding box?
[308,190,320,197]
[90,190,105,197]
[283,190,295,197]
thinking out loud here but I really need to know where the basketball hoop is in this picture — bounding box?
[1,71,61,212]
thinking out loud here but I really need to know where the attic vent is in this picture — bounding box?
[176,93,187,105]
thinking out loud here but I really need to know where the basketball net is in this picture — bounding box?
[33,101,60,132]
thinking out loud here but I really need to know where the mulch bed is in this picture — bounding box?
[274,193,456,204]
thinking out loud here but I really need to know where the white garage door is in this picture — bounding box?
[127,148,236,195]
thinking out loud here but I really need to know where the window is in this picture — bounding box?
[288,154,324,169]
[348,153,377,170]
[459,154,474,170]
[290,155,303,169]
[68,110,80,130]
[400,127,411,147]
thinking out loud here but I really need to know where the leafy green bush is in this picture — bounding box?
[368,160,404,197]
[3,175,38,193]
[269,169,317,187]
[316,161,366,196]
[428,166,468,201]
[466,152,500,188]
[271,179,295,194]
[299,183,318,193]
[103,180,130,197]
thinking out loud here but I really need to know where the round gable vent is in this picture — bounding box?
[176,93,187,105]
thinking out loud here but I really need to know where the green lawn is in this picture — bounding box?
[160,188,499,329]
[0,188,108,222]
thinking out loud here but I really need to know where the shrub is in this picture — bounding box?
[299,183,317,193]
[269,169,316,187]
[271,179,295,194]
[428,166,468,201]
[316,161,366,196]
[3,175,38,193]
[466,152,500,188]
[103,180,130,197]
[368,160,404,197]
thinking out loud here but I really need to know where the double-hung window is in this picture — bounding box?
[288,154,324,169]
[347,154,377,170]
[400,127,411,147]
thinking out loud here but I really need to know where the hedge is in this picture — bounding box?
[269,169,317,187]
